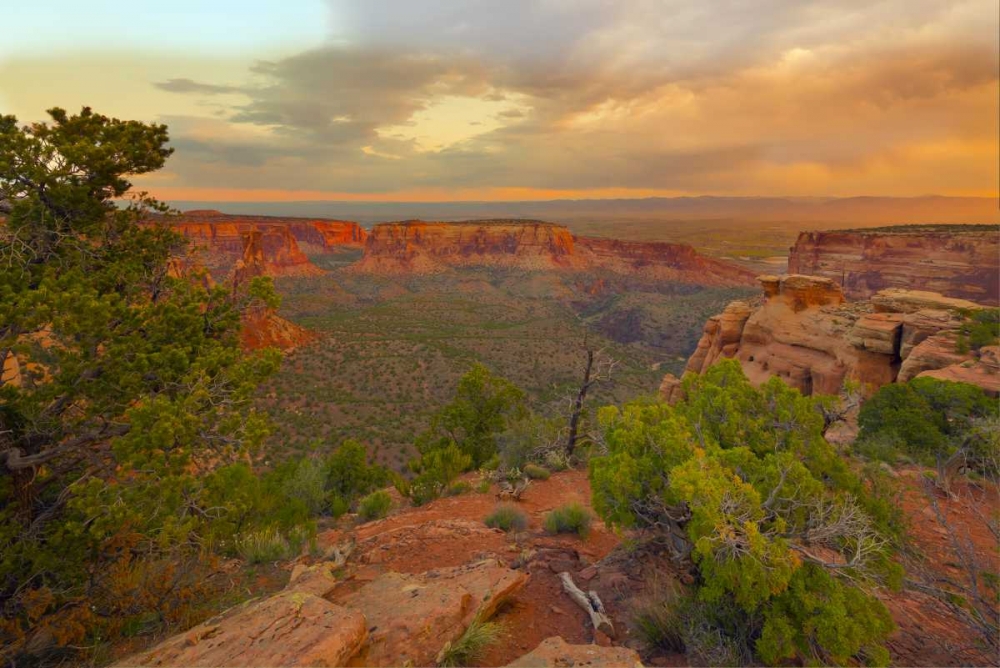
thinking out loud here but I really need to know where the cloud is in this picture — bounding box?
[143,0,998,196]
[154,78,245,95]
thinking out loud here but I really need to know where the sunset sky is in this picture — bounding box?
[2,1,998,201]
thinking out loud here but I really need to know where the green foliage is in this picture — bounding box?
[858,377,998,466]
[283,457,327,516]
[416,363,527,468]
[437,617,506,667]
[324,439,390,505]
[0,108,283,660]
[485,504,529,532]
[496,413,561,470]
[357,490,393,521]
[406,444,472,505]
[543,502,591,537]
[957,308,1000,351]
[523,463,551,480]
[235,526,297,564]
[589,360,900,666]
[446,480,472,496]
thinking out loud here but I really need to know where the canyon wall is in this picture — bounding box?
[165,210,368,277]
[230,228,315,351]
[353,220,579,273]
[788,227,1000,305]
[661,275,999,402]
[353,220,756,286]
[575,236,756,285]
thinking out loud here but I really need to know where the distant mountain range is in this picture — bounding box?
[162,196,999,226]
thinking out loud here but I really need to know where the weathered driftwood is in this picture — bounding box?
[495,477,531,503]
[559,571,615,638]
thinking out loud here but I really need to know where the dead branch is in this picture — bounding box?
[559,571,615,638]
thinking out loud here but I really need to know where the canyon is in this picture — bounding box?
[350,219,756,285]
[164,214,758,287]
[661,274,999,403]
[788,226,999,304]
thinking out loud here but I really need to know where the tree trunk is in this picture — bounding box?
[566,349,594,456]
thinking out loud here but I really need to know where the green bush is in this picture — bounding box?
[416,364,527,467]
[235,527,296,564]
[858,377,998,465]
[447,480,472,496]
[475,479,492,494]
[438,618,506,667]
[543,503,591,537]
[589,360,900,666]
[959,307,1000,351]
[357,490,393,521]
[523,463,551,480]
[485,504,529,532]
[406,443,472,506]
[543,450,570,472]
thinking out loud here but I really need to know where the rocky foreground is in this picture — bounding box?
[114,466,997,667]
[117,471,644,668]
[661,274,999,402]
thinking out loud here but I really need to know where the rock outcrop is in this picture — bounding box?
[352,220,756,286]
[118,590,368,667]
[506,636,644,667]
[788,227,1000,305]
[231,228,315,351]
[120,558,527,668]
[663,275,997,402]
[173,220,323,277]
[163,210,368,277]
[340,559,528,666]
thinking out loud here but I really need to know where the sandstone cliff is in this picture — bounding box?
[353,220,580,273]
[575,237,756,286]
[787,226,1000,305]
[661,275,998,402]
[352,220,755,286]
[165,210,369,277]
[230,228,315,351]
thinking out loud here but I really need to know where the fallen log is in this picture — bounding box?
[559,571,615,638]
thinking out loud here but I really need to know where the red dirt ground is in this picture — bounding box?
[317,470,630,666]
[316,465,999,667]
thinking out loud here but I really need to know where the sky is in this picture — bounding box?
[2,1,998,202]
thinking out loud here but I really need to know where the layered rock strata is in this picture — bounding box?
[662,275,998,401]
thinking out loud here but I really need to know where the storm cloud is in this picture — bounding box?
[137,0,1000,197]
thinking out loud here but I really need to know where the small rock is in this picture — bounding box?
[578,565,598,580]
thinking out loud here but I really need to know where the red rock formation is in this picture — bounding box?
[164,210,369,277]
[231,228,315,351]
[170,220,323,277]
[575,236,756,286]
[788,227,1000,305]
[663,275,997,402]
[353,220,580,273]
[352,220,756,286]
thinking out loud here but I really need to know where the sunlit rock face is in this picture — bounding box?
[353,220,580,273]
[352,219,756,286]
[164,210,367,277]
[663,274,998,402]
[788,228,1000,305]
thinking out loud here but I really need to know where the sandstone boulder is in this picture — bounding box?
[505,636,644,667]
[337,558,528,667]
[118,590,366,667]
[286,562,339,598]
